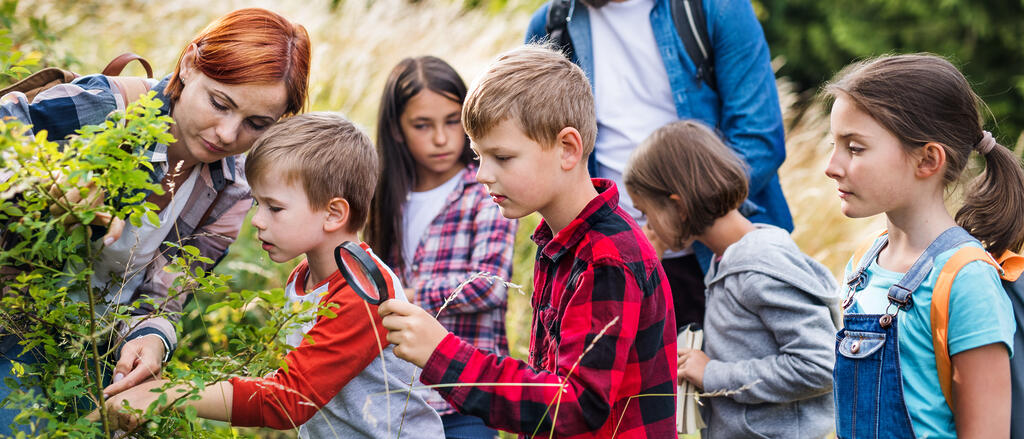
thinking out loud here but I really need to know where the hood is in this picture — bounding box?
[706,225,842,327]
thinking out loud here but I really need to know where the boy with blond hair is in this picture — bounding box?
[380,45,678,438]
[101,113,443,438]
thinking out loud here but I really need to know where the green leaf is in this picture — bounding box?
[144,210,160,227]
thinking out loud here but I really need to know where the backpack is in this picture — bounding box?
[850,228,1024,438]
[544,0,717,90]
[931,247,1024,438]
[0,52,154,106]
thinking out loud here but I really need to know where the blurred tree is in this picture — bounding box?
[758,0,1024,144]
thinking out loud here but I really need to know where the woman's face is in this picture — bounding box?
[169,54,288,168]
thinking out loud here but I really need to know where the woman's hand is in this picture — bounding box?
[102,336,166,398]
[379,299,449,368]
[44,176,125,246]
[678,348,710,388]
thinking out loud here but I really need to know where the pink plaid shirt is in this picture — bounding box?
[394,164,516,414]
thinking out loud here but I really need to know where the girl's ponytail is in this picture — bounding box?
[956,135,1024,255]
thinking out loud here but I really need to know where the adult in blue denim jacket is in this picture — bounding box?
[527,0,792,328]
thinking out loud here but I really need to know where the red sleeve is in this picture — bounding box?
[418,262,649,436]
[229,283,387,429]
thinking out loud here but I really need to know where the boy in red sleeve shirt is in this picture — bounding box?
[100,113,443,438]
[380,45,678,438]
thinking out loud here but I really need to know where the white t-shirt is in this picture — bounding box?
[401,169,465,264]
[589,0,679,222]
[91,164,200,304]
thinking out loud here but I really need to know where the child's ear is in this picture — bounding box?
[668,194,687,220]
[556,127,585,171]
[323,197,351,233]
[915,142,947,179]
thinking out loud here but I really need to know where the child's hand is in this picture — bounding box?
[678,348,710,388]
[642,224,667,259]
[93,379,169,431]
[379,299,450,368]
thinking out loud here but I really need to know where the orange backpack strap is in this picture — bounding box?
[930,246,1001,409]
[996,250,1024,282]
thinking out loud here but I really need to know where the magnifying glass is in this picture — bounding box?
[334,241,391,305]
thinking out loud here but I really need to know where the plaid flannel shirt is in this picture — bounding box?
[392,164,516,414]
[0,74,252,355]
[419,179,677,438]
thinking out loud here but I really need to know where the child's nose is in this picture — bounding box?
[433,128,447,146]
[475,164,494,185]
[824,149,844,180]
[250,208,267,230]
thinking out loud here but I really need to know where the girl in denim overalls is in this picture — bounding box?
[824,54,1023,438]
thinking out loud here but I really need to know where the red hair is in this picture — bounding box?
[165,8,310,116]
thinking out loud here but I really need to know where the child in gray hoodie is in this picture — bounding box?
[624,120,840,439]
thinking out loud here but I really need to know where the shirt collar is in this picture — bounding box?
[532,178,618,262]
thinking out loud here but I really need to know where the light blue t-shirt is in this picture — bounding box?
[846,240,1016,439]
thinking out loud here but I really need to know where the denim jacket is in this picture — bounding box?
[527,0,792,231]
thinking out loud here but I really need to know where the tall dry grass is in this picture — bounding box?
[27,0,885,436]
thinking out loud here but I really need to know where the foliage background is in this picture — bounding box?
[11,0,1019,436]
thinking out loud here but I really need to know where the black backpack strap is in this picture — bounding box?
[545,0,576,60]
[670,0,716,91]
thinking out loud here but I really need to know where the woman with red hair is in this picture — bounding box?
[0,8,310,430]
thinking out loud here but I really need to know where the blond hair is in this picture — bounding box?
[462,44,596,154]
[624,120,748,245]
[245,112,378,231]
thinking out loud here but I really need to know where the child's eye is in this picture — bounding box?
[847,145,865,155]
[446,119,461,126]
[269,206,283,213]
[209,95,228,111]
[413,123,430,131]
[495,155,511,162]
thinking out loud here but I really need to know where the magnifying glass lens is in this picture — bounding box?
[337,248,382,302]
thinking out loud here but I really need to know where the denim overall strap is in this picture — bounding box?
[834,226,979,438]
[843,235,890,309]
[834,314,916,438]
[884,226,976,311]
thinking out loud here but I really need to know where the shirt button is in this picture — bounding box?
[850,341,861,354]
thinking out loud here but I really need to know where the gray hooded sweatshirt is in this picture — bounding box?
[700,225,840,439]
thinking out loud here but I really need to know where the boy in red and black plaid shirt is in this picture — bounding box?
[379,45,677,438]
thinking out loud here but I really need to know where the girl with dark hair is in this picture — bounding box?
[365,56,515,438]
[0,8,311,429]
[825,53,1023,438]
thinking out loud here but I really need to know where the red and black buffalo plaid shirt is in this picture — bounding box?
[419,179,677,438]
